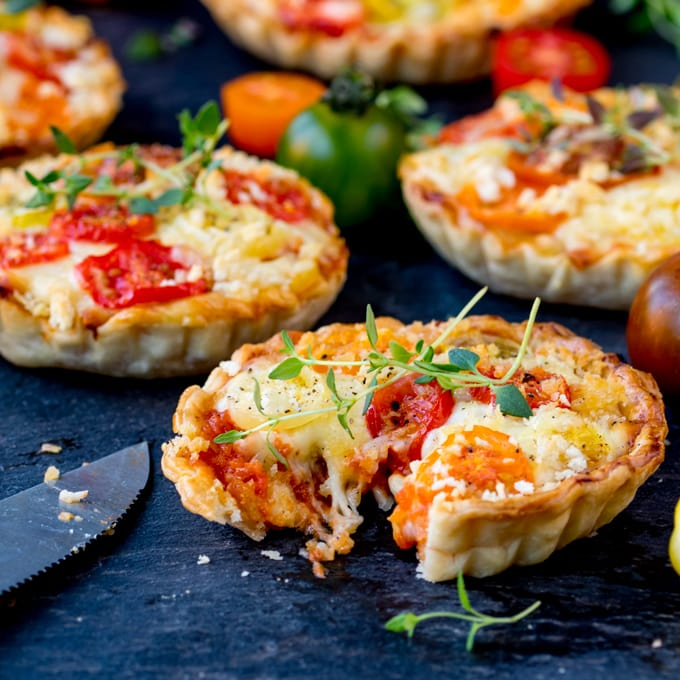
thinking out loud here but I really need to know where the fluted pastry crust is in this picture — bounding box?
[0,4,125,163]
[201,0,591,84]
[0,146,348,377]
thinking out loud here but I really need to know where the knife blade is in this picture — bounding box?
[0,441,150,595]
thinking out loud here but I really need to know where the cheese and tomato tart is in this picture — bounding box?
[161,310,666,581]
[400,82,680,310]
[0,145,347,377]
[0,1,124,164]
[200,0,591,84]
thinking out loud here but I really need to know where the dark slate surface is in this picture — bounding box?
[1,1,680,678]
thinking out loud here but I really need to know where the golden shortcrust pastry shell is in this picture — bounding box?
[200,0,591,84]
[0,6,125,164]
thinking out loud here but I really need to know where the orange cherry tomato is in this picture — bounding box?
[221,72,326,158]
[492,28,611,96]
[453,184,566,234]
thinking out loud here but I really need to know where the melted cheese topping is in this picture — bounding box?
[0,147,343,331]
[407,135,680,260]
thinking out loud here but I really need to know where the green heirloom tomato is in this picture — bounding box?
[276,71,408,229]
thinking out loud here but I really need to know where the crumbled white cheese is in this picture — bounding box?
[59,489,89,504]
[260,550,284,561]
[44,465,60,482]
[196,554,211,565]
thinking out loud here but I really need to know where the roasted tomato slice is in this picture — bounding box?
[49,203,156,243]
[366,373,454,473]
[75,238,209,309]
[469,367,571,409]
[4,32,73,84]
[390,426,534,549]
[223,169,317,224]
[0,231,69,269]
[492,28,611,95]
[278,0,364,37]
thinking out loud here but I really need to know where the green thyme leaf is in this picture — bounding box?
[362,375,378,414]
[326,368,340,404]
[25,189,53,209]
[50,126,76,154]
[269,357,304,380]
[154,187,186,207]
[214,430,246,444]
[446,348,480,372]
[125,30,164,62]
[494,384,533,418]
[265,430,289,469]
[64,174,92,210]
[129,195,158,215]
[365,305,378,349]
[280,330,297,355]
[253,379,265,416]
[389,340,413,363]
[336,411,354,439]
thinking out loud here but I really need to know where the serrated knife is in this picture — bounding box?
[0,441,150,595]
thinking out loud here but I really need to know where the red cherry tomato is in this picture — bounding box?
[365,374,454,473]
[75,238,209,309]
[0,231,69,269]
[626,253,680,396]
[49,203,155,243]
[492,28,611,95]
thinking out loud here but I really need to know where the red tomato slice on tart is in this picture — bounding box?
[223,169,317,224]
[49,203,156,243]
[492,28,611,95]
[366,373,454,473]
[278,0,365,37]
[0,231,69,269]
[75,238,209,309]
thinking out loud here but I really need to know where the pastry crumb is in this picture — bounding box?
[44,465,60,482]
[40,442,63,454]
[260,550,283,561]
[652,638,663,649]
[196,554,211,565]
[59,489,89,504]
[58,511,74,522]
[241,570,250,577]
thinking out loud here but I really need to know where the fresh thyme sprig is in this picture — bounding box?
[385,572,541,652]
[214,292,541,460]
[503,86,674,171]
[22,101,227,215]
